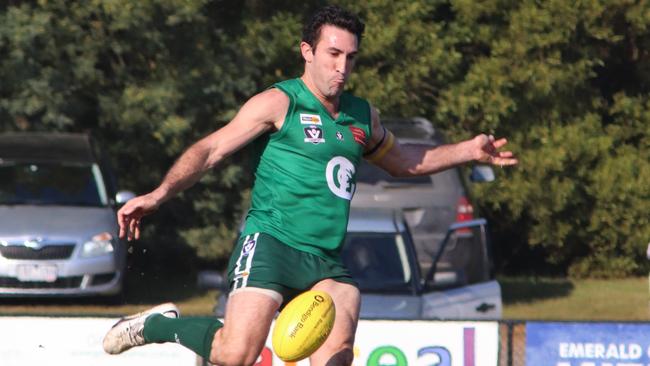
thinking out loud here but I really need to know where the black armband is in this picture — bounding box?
[363,126,387,157]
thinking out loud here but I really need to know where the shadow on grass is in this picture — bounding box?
[0,271,208,308]
[499,277,574,305]
[121,271,205,304]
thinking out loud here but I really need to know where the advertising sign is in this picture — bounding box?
[527,322,650,366]
[259,320,499,366]
[0,316,196,366]
[0,317,498,366]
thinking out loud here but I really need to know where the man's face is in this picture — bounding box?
[302,25,359,99]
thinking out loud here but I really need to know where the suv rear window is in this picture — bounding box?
[0,162,107,207]
[341,232,412,292]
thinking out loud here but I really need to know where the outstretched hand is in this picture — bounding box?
[117,194,160,241]
[473,134,518,167]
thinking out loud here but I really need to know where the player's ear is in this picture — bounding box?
[301,41,314,63]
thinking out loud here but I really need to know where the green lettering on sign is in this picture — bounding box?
[367,346,408,366]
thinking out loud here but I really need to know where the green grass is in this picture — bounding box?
[500,276,650,321]
[3,275,650,321]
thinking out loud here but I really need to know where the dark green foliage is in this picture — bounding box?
[0,0,257,272]
[2,0,650,277]
[436,0,650,277]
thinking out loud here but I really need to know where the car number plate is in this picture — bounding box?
[16,264,58,282]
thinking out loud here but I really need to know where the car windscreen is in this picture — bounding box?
[0,162,108,207]
[341,232,413,293]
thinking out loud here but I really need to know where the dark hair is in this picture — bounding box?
[302,5,365,50]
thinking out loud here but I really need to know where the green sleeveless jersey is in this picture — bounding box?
[242,78,372,259]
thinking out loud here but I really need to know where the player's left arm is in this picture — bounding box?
[363,106,518,177]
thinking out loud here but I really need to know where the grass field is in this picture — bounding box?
[2,276,650,321]
[0,274,217,317]
[500,276,650,321]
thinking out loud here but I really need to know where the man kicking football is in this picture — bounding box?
[103,5,517,366]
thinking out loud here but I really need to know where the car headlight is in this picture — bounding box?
[81,232,115,258]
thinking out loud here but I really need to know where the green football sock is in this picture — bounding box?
[143,314,223,359]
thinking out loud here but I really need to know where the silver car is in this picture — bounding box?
[0,133,133,297]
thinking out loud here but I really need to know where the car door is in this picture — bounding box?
[420,280,502,319]
[421,220,502,320]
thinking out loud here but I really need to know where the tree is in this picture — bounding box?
[0,0,256,272]
[433,0,650,277]
[3,0,650,277]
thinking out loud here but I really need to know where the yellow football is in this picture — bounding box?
[272,290,336,362]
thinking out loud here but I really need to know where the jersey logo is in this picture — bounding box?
[336,131,344,141]
[242,237,256,254]
[304,126,325,144]
[349,126,367,146]
[300,113,322,125]
[326,156,356,200]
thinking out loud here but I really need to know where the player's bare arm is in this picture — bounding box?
[118,89,289,241]
[363,106,518,177]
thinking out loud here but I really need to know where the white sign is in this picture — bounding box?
[0,317,499,366]
[0,317,196,366]
[257,320,499,366]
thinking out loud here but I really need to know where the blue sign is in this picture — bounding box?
[527,322,650,366]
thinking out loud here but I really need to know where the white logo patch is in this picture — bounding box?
[326,156,356,200]
[304,126,325,144]
[242,238,256,254]
[300,113,322,125]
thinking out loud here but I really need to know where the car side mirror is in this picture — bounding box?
[115,190,136,205]
[470,165,495,182]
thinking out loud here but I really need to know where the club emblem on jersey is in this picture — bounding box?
[326,156,356,200]
[304,126,325,144]
[242,238,256,254]
[300,113,322,125]
[349,126,366,146]
[336,131,344,141]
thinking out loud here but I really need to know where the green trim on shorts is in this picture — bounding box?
[227,232,357,304]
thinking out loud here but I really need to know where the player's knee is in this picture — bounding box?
[314,345,354,366]
[209,343,260,366]
[321,348,354,366]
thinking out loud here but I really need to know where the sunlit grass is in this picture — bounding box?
[4,276,650,321]
[500,276,650,321]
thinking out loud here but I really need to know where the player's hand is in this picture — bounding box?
[473,134,518,166]
[117,193,161,241]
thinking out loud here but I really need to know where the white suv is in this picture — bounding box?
[343,208,501,320]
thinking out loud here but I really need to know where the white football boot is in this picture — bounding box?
[102,302,180,354]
